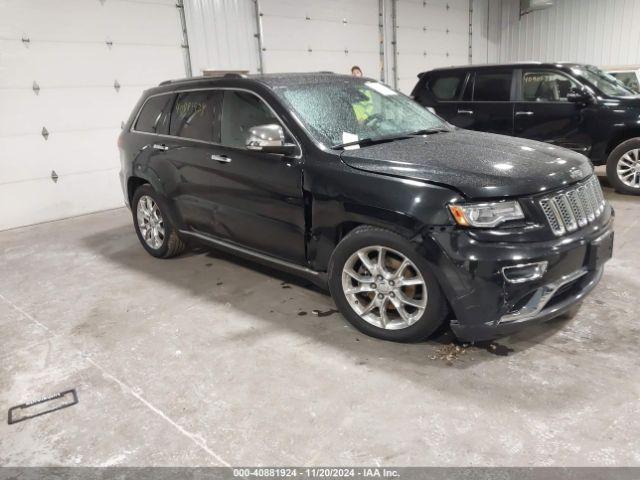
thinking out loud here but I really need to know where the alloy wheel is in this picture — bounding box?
[341,246,428,330]
[617,148,640,188]
[136,195,165,249]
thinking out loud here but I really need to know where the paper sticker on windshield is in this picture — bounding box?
[365,82,397,96]
[342,132,360,150]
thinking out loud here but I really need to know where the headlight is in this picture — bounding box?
[448,201,524,228]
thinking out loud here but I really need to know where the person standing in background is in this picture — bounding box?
[351,66,363,77]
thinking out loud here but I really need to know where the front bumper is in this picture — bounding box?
[426,206,614,341]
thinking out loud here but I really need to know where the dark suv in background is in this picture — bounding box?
[119,72,613,343]
[412,62,640,195]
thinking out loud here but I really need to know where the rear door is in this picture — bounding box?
[513,69,592,155]
[165,89,225,233]
[455,68,515,135]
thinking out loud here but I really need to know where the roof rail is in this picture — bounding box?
[203,69,248,78]
[158,70,250,87]
[158,76,205,86]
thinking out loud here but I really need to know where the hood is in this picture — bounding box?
[340,129,593,198]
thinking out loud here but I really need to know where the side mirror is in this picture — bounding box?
[245,124,298,156]
[566,87,594,104]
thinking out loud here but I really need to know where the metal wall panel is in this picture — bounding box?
[0,0,185,231]
[493,0,640,66]
[259,0,382,79]
[183,0,260,75]
[395,0,471,93]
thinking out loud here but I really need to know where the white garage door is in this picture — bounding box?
[259,0,382,80]
[0,0,187,231]
[395,0,470,93]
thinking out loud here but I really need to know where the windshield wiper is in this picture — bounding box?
[407,127,450,136]
[331,134,413,150]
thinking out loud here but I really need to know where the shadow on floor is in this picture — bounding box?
[81,221,574,371]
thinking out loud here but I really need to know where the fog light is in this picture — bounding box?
[502,261,548,284]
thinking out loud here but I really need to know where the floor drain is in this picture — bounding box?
[8,389,78,425]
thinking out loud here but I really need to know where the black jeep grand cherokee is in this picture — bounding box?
[412,62,640,195]
[119,72,614,342]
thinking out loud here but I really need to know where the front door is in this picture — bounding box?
[206,89,306,263]
[513,69,592,155]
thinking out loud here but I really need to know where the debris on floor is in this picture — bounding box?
[311,308,339,317]
[429,339,514,364]
[429,343,470,364]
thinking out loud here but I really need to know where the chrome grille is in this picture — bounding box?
[539,176,606,236]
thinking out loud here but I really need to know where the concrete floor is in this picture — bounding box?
[1,171,639,467]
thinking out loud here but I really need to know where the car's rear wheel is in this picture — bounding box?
[132,184,186,258]
[328,226,447,342]
[606,138,640,195]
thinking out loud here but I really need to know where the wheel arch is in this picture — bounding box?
[606,128,640,157]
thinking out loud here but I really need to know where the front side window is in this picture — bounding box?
[221,91,280,148]
[273,79,446,148]
[609,72,640,93]
[473,71,512,101]
[169,90,222,142]
[522,71,579,102]
[571,65,635,97]
[135,94,173,134]
[430,73,465,100]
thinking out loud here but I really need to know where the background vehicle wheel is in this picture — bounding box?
[328,226,447,342]
[132,184,186,258]
[606,138,640,195]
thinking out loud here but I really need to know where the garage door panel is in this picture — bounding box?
[0,88,141,137]
[0,41,184,88]
[0,0,180,45]
[262,17,378,53]
[395,0,470,93]
[397,30,468,56]
[0,0,184,231]
[260,0,378,25]
[0,169,123,231]
[264,50,379,78]
[0,129,120,185]
[0,135,52,185]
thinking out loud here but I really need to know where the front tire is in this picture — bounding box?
[328,226,447,342]
[132,184,186,258]
[606,138,640,195]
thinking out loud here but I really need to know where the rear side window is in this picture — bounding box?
[429,73,466,100]
[221,91,280,148]
[522,71,579,102]
[135,94,173,134]
[473,71,512,101]
[170,90,223,142]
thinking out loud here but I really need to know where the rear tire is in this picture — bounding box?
[132,184,186,258]
[328,226,447,342]
[606,138,640,195]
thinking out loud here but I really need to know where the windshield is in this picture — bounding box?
[272,79,447,148]
[571,65,636,97]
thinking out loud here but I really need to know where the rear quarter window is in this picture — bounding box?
[134,94,174,134]
[429,73,466,100]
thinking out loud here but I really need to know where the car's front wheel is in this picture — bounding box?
[132,184,186,258]
[606,138,640,195]
[328,226,447,342]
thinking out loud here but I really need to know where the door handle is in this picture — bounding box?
[457,109,474,115]
[515,111,534,116]
[211,154,232,163]
[153,144,168,151]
